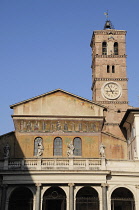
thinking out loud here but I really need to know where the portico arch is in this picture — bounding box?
[111,187,135,210]
[8,186,33,210]
[42,186,66,210]
[76,186,99,210]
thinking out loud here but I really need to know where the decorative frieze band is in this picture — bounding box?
[94,78,128,81]
[95,54,127,58]
[97,101,128,104]
[94,30,126,35]
[14,119,103,133]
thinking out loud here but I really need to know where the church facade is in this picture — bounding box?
[0,21,139,210]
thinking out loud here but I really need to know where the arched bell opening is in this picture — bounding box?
[114,42,118,55]
[42,186,66,210]
[76,186,99,210]
[8,186,33,210]
[111,187,135,210]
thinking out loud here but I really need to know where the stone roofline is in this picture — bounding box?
[10,88,107,109]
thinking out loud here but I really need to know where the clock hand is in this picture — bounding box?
[108,84,113,93]
[108,84,112,91]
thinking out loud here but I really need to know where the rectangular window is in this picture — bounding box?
[107,65,110,73]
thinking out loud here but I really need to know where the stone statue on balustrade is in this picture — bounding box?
[37,141,44,157]
[67,141,74,157]
[99,143,106,158]
[4,143,10,159]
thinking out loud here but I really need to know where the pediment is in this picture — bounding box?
[11,89,105,117]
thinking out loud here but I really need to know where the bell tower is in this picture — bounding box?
[90,20,128,137]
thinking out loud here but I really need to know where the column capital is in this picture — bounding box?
[68,183,75,187]
[135,185,139,189]
[1,184,8,189]
[101,183,109,188]
[35,183,42,188]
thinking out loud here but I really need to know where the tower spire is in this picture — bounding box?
[104,11,114,29]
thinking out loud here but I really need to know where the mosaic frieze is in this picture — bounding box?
[14,119,103,133]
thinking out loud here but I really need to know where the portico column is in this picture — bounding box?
[68,183,74,210]
[135,185,139,210]
[101,183,108,210]
[1,184,8,210]
[35,183,41,210]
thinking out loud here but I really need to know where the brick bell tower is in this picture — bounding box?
[90,20,129,137]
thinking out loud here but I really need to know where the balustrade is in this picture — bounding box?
[2,158,104,171]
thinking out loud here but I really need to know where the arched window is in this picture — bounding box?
[107,65,110,73]
[102,42,107,55]
[73,137,82,156]
[112,65,115,73]
[34,137,43,156]
[114,42,118,55]
[54,137,62,156]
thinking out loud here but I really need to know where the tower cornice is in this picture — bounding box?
[93,30,126,35]
[96,101,128,104]
[94,78,128,81]
[94,55,127,58]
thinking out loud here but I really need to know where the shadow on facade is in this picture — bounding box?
[0,132,35,210]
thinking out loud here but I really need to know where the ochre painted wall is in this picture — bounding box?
[102,133,127,159]
[0,131,127,160]
[8,132,101,158]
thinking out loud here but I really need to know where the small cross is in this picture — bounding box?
[104,11,109,19]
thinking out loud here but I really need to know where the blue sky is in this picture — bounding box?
[0,0,139,135]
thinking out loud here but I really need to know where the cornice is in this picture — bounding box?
[105,123,119,126]
[12,115,104,119]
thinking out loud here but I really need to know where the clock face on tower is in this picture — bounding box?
[102,82,121,100]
